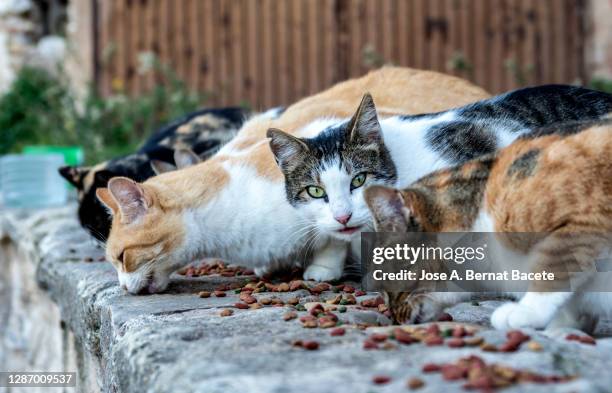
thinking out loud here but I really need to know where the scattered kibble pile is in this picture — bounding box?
[422,355,573,390]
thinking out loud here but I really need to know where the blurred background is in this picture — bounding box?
[0,0,611,165]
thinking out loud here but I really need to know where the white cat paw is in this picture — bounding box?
[254,266,269,277]
[491,302,550,330]
[303,264,343,282]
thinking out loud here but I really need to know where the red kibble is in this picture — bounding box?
[372,375,391,385]
[355,290,367,296]
[447,338,465,348]
[234,302,249,309]
[303,340,319,350]
[499,341,521,352]
[393,328,415,345]
[437,312,453,321]
[441,365,466,380]
[213,290,226,297]
[579,335,596,345]
[370,333,388,342]
[309,304,325,316]
[566,334,581,342]
[424,336,444,346]
[422,363,441,373]
[452,326,466,338]
[330,328,346,336]
[426,324,440,336]
[363,339,379,350]
[343,285,355,293]
[506,330,530,343]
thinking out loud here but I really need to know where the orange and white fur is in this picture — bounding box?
[96,67,489,294]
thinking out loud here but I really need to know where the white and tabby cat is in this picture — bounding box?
[268,85,612,281]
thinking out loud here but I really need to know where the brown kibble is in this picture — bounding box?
[343,285,355,293]
[437,312,453,321]
[198,291,211,298]
[318,317,337,329]
[277,283,290,292]
[326,294,342,305]
[360,296,384,308]
[527,341,543,351]
[480,342,498,352]
[234,302,249,309]
[249,303,263,309]
[407,377,425,390]
[259,297,272,305]
[240,294,257,304]
[213,290,226,297]
[464,336,484,347]
[447,338,465,348]
[424,335,444,346]
[303,320,318,328]
[287,297,300,306]
[303,340,319,350]
[381,342,397,350]
[289,280,304,291]
[499,341,521,352]
[330,328,345,336]
[291,340,303,347]
[283,311,298,321]
[372,375,391,385]
[219,309,233,317]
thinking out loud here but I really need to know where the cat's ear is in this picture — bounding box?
[150,160,176,175]
[58,165,90,189]
[267,128,309,172]
[174,148,201,169]
[103,177,152,224]
[347,93,382,145]
[96,188,119,214]
[364,185,408,232]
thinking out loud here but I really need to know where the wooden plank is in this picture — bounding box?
[230,0,243,106]
[412,0,426,69]
[202,0,215,101]
[396,0,409,67]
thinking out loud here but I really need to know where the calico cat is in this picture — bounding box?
[267,85,612,281]
[59,107,249,240]
[364,120,612,332]
[95,67,490,294]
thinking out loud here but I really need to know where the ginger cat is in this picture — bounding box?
[365,120,612,333]
[96,67,489,294]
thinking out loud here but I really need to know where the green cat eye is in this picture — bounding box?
[306,185,326,199]
[351,173,367,189]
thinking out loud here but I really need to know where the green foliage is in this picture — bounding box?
[0,63,204,164]
[589,76,612,94]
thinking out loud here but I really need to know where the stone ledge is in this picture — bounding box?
[2,206,612,393]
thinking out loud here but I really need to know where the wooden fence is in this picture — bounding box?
[92,0,590,110]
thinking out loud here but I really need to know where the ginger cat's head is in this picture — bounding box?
[96,178,186,294]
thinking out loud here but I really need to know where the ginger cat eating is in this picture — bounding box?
[96,67,489,294]
[365,120,612,332]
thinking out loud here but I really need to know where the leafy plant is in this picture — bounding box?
[0,59,206,164]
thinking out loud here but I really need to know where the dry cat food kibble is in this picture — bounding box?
[213,290,226,297]
[372,375,392,385]
[407,377,425,390]
[283,311,298,321]
[179,260,254,277]
[421,355,573,390]
[219,309,233,317]
[198,291,211,298]
[566,333,596,345]
[330,328,345,336]
[234,302,249,309]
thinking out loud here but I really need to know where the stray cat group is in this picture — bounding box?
[97,67,612,333]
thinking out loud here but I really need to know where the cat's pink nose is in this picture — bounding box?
[334,214,352,225]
